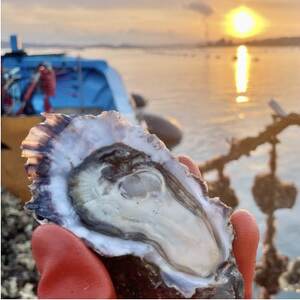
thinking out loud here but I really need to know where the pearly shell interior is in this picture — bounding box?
[68,143,222,277]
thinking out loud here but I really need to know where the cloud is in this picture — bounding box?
[2,0,198,45]
[187,1,214,16]
[2,0,182,10]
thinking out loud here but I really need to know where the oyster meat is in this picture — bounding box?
[22,111,243,298]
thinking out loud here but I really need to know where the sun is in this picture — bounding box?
[225,6,265,39]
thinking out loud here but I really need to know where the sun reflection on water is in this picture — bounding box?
[235,45,250,103]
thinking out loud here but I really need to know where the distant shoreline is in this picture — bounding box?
[2,36,300,50]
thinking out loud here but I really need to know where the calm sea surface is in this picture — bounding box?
[28,46,300,297]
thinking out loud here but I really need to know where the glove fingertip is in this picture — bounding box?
[231,209,259,299]
[32,224,116,299]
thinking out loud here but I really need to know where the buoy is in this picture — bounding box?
[131,93,148,109]
[252,173,297,214]
[141,113,183,149]
[207,175,239,208]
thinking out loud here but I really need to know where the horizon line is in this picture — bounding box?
[2,35,300,50]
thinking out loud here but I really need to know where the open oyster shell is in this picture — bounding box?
[21,111,243,298]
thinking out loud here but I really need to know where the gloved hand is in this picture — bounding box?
[32,156,259,299]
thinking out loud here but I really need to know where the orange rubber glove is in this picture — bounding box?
[32,156,259,299]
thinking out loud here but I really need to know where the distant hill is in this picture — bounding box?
[2,36,300,50]
[1,40,87,49]
[1,40,199,50]
[245,36,300,47]
[208,36,300,47]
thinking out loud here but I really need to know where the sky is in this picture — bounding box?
[2,0,300,45]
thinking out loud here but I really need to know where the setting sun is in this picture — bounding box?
[225,6,265,39]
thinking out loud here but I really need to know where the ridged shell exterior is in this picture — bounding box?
[21,111,243,298]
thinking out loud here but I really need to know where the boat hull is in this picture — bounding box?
[2,116,43,202]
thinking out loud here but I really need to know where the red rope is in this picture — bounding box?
[39,65,56,112]
[39,66,56,97]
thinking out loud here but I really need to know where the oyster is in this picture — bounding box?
[21,111,243,298]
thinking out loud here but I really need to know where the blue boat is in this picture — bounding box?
[2,35,182,146]
[2,35,136,122]
[2,35,183,201]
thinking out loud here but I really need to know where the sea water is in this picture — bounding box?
[16,46,300,298]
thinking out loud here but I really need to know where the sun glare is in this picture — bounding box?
[226,6,265,39]
[235,45,250,103]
